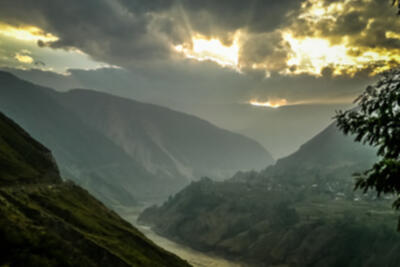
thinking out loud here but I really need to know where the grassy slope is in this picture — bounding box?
[0,111,190,267]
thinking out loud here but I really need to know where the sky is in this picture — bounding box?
[0,0,398,158]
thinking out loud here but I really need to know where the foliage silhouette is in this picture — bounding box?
[336,69,400,229]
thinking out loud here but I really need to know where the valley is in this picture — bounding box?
[120,206,244,267]
[0,71,273,206]
[2,70,399,266]
[1,2,399,266]
[0,111,190,266]
[138,122,400,266]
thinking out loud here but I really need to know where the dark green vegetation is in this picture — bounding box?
[140,123,400,267]
[336,69,400,228]
[0,110,190,267]
[0,112,59,185]
[0,71,273,205]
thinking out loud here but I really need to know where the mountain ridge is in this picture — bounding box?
[57,88,273,180]
[0,70,273,204]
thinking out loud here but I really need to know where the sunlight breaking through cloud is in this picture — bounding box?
[281,0,400,76]
[249,99,288,108]
[283,31,400,76]
[0,23,58,43]
[174,33,240,69]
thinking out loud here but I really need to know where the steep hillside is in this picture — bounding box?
[139,123,400,267]
[0,71,273,204]
[0,71,156,205]
[0,111,190,267]
[271,122,376,173]
[0,112,59,185]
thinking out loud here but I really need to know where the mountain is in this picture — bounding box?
[0,71,273,204]
[56,89,273,181]
[243,122,377,188]
[0,71,152,205]
[139,122,400,267]
[0,111,190,267]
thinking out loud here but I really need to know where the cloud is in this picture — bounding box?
[0,0,173,68]
[0,0,304,71]
[239,31,290,73]
[179,0,302,34]
[0,32,105,72]
[0,0,390,104]
[302,0,400,50]
[0,22,58,42]
[285,0,400,75]
[15,51,33,63]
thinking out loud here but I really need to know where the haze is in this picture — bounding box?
[1,0,396,157]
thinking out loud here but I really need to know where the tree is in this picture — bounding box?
[335,69,400,229]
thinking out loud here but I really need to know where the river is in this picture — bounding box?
[119,206,244,267]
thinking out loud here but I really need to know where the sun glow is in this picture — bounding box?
[249,99,288,108]
[283,0,400,76]
[283,32,400,76]
[175,33,240,68]
[283,33,351,75]
[299,0,344,21]
[0,23,58,42]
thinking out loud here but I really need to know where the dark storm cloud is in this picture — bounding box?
[118,0,303,35]
[178,0,302,33]
[334,11,366,35]
[0,0,304,69]
[116,0,175,13]
[239,31,290,72]
[0,0,172,67]
[1,0,399,73]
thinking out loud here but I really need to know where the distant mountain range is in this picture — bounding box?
[0,111,190,267]
[0,71,273,205]
[139,121,400,266]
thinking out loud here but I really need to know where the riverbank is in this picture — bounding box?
[117,205,244,267]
